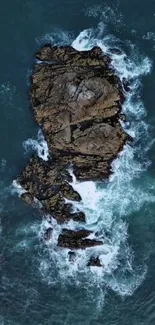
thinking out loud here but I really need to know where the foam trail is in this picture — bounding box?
[23,129,49,161]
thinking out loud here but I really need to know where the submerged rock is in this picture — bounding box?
[21,192,34,205]
[16,44,130,256]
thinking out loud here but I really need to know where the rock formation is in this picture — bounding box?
[16,44,130,266]
[58,229,103,249]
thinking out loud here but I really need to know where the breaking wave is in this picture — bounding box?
[23,129,49,161]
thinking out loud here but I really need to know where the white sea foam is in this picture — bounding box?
[23,129,49,161]
[11,180,27,196]
[26,68,33,86]
[36,29,73,46]
[143,32,155,49]
[85,5,123,27]
[33,23,153,298]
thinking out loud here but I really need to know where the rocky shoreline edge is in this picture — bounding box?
[16,44,131,267]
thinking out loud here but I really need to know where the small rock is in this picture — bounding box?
[88,257,103,267]
[44,227,53,241]
[68,251,76,262]
[21,192,34,205]
[71,211,85,222]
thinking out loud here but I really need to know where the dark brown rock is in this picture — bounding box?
[30,45,129,180]
[16,45,130,255]
[58,229,103,249]
[87,257,103,267]
[68,251,76,262]
[61,229,92,238]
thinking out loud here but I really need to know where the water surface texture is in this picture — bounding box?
[1,1,155,324]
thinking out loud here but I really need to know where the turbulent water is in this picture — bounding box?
[1,1,155,325]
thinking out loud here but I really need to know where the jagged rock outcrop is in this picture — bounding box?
[16,44,130,262]
[17,155,85,223]
[58,229,103,249]
[30,45,128,180]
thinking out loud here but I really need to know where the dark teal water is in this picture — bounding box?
[1,1,155,324]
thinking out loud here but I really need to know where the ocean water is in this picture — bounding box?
[1,1,155,324]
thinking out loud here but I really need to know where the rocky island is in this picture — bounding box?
[16,45,130,267]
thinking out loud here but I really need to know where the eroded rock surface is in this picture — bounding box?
[30,45,128,180]
[17,45,130,260]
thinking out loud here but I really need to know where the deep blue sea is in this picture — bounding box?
[1,1,155,324]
